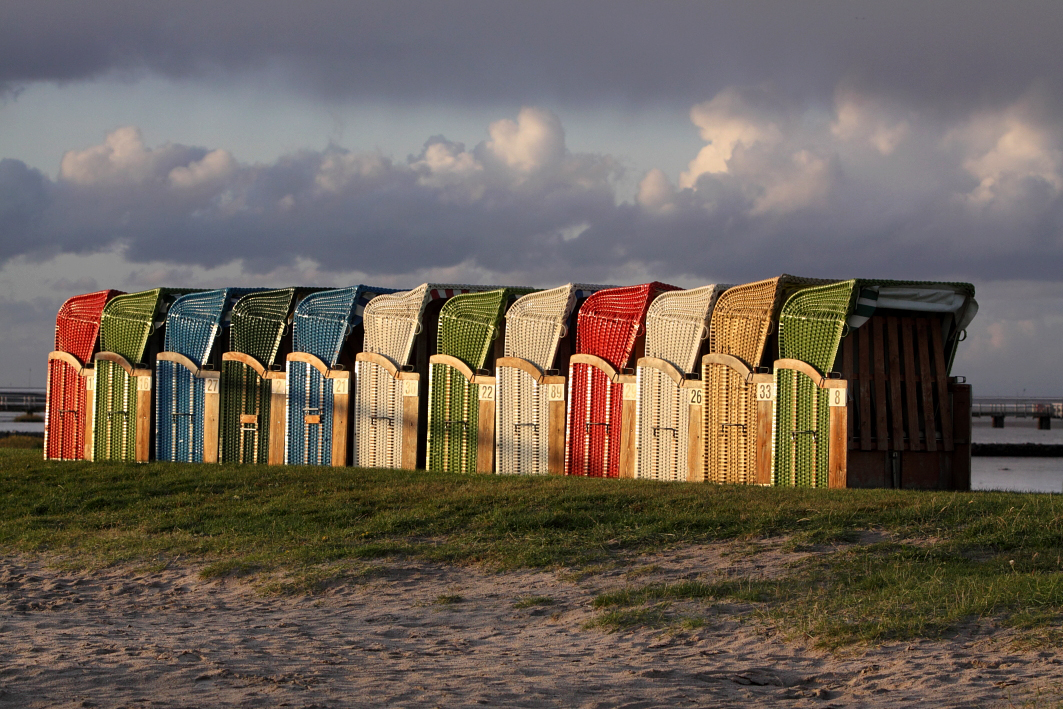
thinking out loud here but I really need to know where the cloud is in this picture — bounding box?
[680,90,782,186]
[2,2,1062,113]
[952,106,1063,206]
[3,95,1063,287]
[58,126,206,185]
[484,107,565,173]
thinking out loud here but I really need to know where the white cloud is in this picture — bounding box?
[636,168,677,211]
[485,106,565,173]
[680,90,781,188]
[831,91,910,156]
[313,150,393,193]
[168,149,236,189]
[750,149,831,215]
[957,111,1063,205]
[59,127,157,184]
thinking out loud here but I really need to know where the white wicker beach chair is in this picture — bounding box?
[635,285,727,481]
[353,284,497,470]
[495,284,606,475]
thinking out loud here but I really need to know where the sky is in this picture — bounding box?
[2,0,1063,394]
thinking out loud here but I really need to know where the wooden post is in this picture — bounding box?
[400,373,420,470]
[950,382,972,491]
[330,372,350,467]
[751,372,775,485]
[134,373,152,463]
[202,372,220,464]
[543,374,567,475]
[825,380,848,489]
[475,375,496,474]
[82,367,96,462]
[267,372,287,465]
[618,374,637,479]
[684,380,703,482]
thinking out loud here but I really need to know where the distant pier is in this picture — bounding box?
[0,388,46,412]
[972,398,1062,430]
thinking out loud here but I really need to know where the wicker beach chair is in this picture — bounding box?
[495,284,607,475]
[285,285,396,466]
[353,284,499,470]
[427,287,535,475]
[93,288,196,462]
[635,284,727,482]
[772,280,859,487]
[565,282,678,478]
[219,288,323,465]
[701,275,829,485]
[155,289,258,463]
[835,280,978,489]
[45,289,123,461]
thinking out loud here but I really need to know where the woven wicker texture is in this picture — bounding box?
[636,285,725,481]
[496,284,605,476]
[292,286,396,365]
[773,280,858,487]
[362,284,491,364]
[219,359,273,464]
[701,359,758,484]
[565,282,677,478]
[700,275,828,485]
[708,275,829,367]
[773,368,830,487]
[286,286,395,466]
[285,364,336,465]
[428,288,534,474]
[220,288,322,465]
[55,290,123,360]
[354,284,497,469]
[99,289,165,363]
[92,359,139,462]
[95,288,194,462]
[155,289,254,463]
[352,360,407,468]
[495,367,551,475]
[645,285,727,372]
[502,284,604,368]
[778,280,858,372]
[45,289,122,461]
[229,289,299,364]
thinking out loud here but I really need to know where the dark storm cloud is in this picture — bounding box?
[2,1,1062,111]
[2,99,1063,286]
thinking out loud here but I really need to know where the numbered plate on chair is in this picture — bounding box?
[136,376,152,392]
[85,375,95,392]
[547,383,565,402]
[479,383,495,401]
[271,378,287,395]
[755,382,776,402]
[687,388,704,406]
[204,377,219,394]
[828,385,847,407]
[332,378,349,395]
[403,379,418,397]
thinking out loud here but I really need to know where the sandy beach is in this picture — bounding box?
[2,541,1058,708]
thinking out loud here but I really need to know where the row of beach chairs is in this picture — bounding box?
[43,276,978,489]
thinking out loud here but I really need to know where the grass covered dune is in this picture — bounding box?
[3,448,1063,647]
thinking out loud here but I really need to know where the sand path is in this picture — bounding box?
[1,544,1058,708]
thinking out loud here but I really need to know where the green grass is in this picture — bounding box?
[513,595,555,609]
[3,448,1063,646]
[0,435,43,449]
